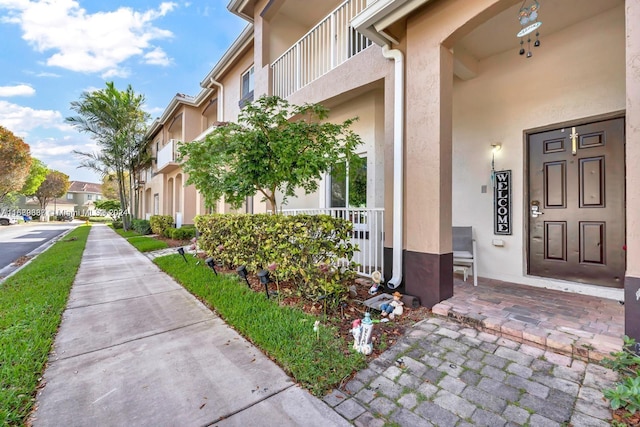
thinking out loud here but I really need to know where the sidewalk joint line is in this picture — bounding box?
[66,288,181,310]
[202,383,297,427]
[52,318,215,362]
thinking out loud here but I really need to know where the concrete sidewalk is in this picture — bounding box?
[30,224,349,427]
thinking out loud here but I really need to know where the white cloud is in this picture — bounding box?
[0,0,178,76]
[0,100,69,136]
[0,84,36,97]
[30,137,97,157]
[143,47,171,66]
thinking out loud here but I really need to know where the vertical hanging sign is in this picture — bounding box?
[494,170,512,235]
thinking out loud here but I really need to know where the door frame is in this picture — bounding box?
[522,110,626,281]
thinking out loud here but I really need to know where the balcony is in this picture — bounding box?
[271,0,373,99]
[157,139,180,173]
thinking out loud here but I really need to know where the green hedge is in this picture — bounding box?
[167,227,196,240]
[195,214,358,306]
[150,215,173,235]
[132,219,152,235]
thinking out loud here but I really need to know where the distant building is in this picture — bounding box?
[17,180,103,217]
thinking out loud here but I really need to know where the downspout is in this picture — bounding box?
[209,78,224,122]
[382,44,404,290]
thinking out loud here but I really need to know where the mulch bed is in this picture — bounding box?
[148,234,432,359]
[188,250,432,360]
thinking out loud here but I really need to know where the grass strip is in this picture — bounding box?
[125,235,168,252]
[114,228,139,238]
[0,225,90,426]
[155,254,366,396]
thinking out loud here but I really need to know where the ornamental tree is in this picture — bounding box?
[67,82,149,229]
[32,170,70,211]
[0,126,32,203]
[20,158,48,196]
[178,95,363,213]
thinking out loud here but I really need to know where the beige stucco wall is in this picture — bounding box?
[221,46,256,122]
[451,6,625,289]
[279,89,385,210]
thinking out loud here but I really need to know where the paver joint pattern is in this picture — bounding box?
[324,317,617,427]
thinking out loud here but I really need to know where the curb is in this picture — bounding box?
[0,224,81,284]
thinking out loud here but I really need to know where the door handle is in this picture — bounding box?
[531,205,544,218]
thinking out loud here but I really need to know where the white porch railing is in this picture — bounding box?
[271,0,373,99]
[157,139,179,170]
[281,208,384,278]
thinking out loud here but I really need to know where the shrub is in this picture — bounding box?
[603,336,640,416]
[195,214,358,306]
[168,227,196,240]
[112,221,123,229]
[132,219,152,235]
[150,215,173,235]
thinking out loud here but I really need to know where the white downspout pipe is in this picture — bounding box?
[382,44,404,289]
[209,78,224,122]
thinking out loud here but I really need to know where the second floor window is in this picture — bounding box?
[241,66,254,98]
[67,193,73,200]
[87,194,92,200]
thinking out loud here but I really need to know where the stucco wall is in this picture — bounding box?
[451,5,625,291]
[279,89,385,210]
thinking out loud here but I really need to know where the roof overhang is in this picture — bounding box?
[351,0,432,46]
[227,0,255,22]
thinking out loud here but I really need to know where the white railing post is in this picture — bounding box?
[330,12,336,69]
[281,208,384,278]
[295,44,301,93]
[270,0,372,100]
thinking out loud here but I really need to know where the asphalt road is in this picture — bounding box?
[0,221,78,276]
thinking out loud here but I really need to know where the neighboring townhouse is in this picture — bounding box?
[67,181,103,215]
[142,0,640,341]
[17,180,102,217]
[137,25,267,225]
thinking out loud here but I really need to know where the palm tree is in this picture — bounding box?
[67,82,149,230]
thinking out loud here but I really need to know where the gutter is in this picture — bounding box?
[209,78,224,123]
[382,44,404,290]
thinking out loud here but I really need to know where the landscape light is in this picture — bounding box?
[257,269,271,299]
[205,257,217,275]
[177,247,187,263]
[236,265,250,287]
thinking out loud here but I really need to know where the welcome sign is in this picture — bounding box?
[494,170,512,235]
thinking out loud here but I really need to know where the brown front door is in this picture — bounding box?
[528,117,625,288]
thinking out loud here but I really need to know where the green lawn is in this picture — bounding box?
[125,235,169,252]
[0,225,90,426]
[154,255,366,396]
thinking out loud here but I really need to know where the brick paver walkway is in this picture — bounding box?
[325,317,617,427]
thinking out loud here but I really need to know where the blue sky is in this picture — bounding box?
[0,0,247,183]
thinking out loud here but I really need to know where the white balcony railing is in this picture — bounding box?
[157,139,179,171]
[271,0,373,99]
[281,208,384,278]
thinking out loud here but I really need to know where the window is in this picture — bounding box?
[239,66,254,108]
[330,156,367,208]
[96,195,101,200]
[67,193,73,200]
[87,194,92,200]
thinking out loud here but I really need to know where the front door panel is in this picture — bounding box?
[528,118,625,288]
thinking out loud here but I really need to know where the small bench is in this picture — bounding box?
[453,226,477,286]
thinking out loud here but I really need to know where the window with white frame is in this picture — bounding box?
[67,193,73,200]
[87,194,92,200]
[329,156,367,208]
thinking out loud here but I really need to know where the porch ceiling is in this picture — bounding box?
[456,0,623,61]
[275,0,339,28]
